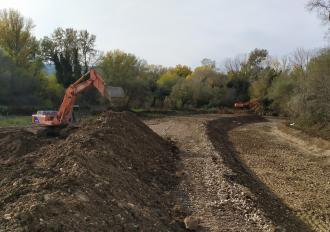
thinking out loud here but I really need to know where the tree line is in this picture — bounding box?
[0,2,329,132]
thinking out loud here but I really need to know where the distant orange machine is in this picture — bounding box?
[234,100,261,110]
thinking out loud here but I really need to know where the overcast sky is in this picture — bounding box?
[1,0,328,67]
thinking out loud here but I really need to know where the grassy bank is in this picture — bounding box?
[0,116,31,127]
[294,123,330,141]
[0,109,234,127]
[131,108,235,119]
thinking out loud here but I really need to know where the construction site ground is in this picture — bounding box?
[0,112,329,231]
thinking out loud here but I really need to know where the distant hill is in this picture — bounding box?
[43,63,56,75]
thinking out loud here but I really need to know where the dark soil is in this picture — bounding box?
[0,112,185,232]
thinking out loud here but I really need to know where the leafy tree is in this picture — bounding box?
[155,65,192,106]
[247,49,268,68]
[79,30,97,72]
[244,48,269,81]
[0,9,39,67]
[290,49,330,124]
[188,65,220,83]
[226,77,250,102]
[267,73,297,115]
[168,79,194,108]
[249,67,278,100]
[99,50,148,107]
[41,28,97,87]
[223,49,270,102]
[172,64,192,78]
[192,83,212,107]
[201,58,216,69]
[45,75,65,106]
[169,65,230,108]
[157,71,180,93]
[142,64,167,107]
[0,48,63,112]
[154,70,179,107]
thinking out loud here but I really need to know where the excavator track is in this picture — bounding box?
[23,125,78,137]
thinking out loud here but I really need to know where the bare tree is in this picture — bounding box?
[224,54,247,73]
[306,0,330,23]
[265,56,282,73]
[290,48,313,70]
[79,30,97,72]
[266,55,292,72]
[280,55,291,71]
[201,58,216,69]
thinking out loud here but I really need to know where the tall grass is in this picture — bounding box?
[0,116,31,127]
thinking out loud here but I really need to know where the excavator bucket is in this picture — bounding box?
[104,86,126,107]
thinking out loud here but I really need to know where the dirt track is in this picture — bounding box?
[223,116,330,232]
[147,115,271,231]
[147,114,330,232]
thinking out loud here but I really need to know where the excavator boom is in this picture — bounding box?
[32,69,124,126]
[53,69,110,125]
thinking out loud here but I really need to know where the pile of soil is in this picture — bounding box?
[0,112,185,231]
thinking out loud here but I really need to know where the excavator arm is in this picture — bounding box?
[31,68,125,128]
[53,69,111,125]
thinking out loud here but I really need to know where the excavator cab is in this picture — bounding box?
[32,111,58,125]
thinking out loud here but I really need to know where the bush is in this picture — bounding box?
[290,49,330,125]
[267,73,297,116]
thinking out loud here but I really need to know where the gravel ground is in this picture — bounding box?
[227,117,330,232]
[147,114,274,232]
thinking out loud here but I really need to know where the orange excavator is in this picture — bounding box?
[234,100,261,111]
[32,69,125,127]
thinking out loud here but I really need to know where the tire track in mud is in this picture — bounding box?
[212,115,329,232]
[207,115,312,231]
[147,115,274,232]
[266,124,330,232]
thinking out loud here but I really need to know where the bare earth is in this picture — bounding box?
[0,113,186,231]
[146,114,330,232]
[1,113,329,231]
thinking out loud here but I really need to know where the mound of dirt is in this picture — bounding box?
[0,128,53,163]
[0,112,185,231]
